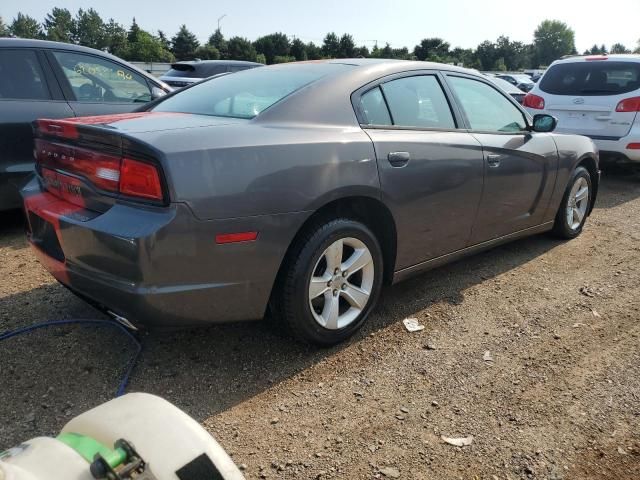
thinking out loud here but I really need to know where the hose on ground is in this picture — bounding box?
[0,319,141,397]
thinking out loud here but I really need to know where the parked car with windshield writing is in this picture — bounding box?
[0,38,171,211]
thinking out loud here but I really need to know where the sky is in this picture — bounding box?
[3,0,639,53]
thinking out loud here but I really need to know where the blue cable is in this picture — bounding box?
[0,319,142,397]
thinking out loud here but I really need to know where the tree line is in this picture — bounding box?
[1,9,639,70]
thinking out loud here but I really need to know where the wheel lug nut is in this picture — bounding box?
[342,271,348,277]
[334,268,340,275]
[326,281,332,287]
[333,289,338,296]
[341,284,346,290]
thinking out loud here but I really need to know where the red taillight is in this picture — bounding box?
[615,97,640,112]
[627,143,640,150]
[120,158,163,201]
[585,56,608,61]
[523,93,545,109]
[34,138,163,202]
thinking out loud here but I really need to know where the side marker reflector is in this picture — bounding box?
[215,231,258,244]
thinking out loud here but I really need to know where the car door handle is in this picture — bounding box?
[486,154,501,167]
[388,151,410,167]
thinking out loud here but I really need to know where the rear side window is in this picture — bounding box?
[359,87,392,125]
[53,51,152,104]
[0,49,49,100]
[166,64,229,78]
[540,61,640,96]
[448,76,526,132]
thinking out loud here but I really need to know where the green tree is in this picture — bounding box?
[104,18,128,57]
[73,8,105,49]
[256,53,267,64]
[273,55,296,64]
[254,33,290,64]
[533,20,575,67]
[338,34,356,57]
[476,40,497,70]
[208,28,227,58]
[0,16,10,37]
[354,45,370,58]
[10,13,43,39]
[127,18,141,44]
[157,30,171,51]
[194,44,220,60]
[171,24,199,60]
[128,30,174,62]
[44,8,74,43]
[322,32,340,58]
[635,39,640,54]
[306,41,322,60]
[610,43,630,54]
[226,36,257,61]
[495,36,528,70]
[413,38,450,61]
[290,38,307,61]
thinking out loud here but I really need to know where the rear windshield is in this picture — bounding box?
[165,64,228,78]
[540,61,640,96]
[152,63,352,119]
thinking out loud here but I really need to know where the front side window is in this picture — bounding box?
[153,63,352,119]
[448,76,526,132]
[539,61,640,96]
[0,49,49,100]
[53,51,152,103]
[381,75,456,129]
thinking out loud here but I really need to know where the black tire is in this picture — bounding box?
[552,166,592,239]
[272,218,384,346]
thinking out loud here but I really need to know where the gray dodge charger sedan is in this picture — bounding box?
[22,59,599,345]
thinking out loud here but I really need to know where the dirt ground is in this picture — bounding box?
[1,169,639,479]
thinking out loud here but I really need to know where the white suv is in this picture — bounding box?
[524,54,640,163]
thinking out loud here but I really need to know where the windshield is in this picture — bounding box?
[540,61,640,96]
[152,63,353,119]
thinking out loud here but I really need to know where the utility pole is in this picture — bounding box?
[217,14,227,31]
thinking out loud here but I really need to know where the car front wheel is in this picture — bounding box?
[274,218,384,346]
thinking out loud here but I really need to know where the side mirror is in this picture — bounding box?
[532,114,557,133]
[151,86,168,100]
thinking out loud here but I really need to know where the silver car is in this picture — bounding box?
[159,59,263,89]
[23,59,599,345]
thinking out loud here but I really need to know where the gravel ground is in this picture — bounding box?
[1,169,639,479]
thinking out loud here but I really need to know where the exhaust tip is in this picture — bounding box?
[108,311,139,331]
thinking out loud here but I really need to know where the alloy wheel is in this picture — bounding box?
[566,176,590,231]
[308,237,375,330]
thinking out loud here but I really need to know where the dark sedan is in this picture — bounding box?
[0,38,171,211]
[159,59,263,89]
[23,60,599,345]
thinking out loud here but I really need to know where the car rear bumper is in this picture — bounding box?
[21,177,307,329]
[585,123,640,162]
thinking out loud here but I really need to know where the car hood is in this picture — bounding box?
[54,111,248,134]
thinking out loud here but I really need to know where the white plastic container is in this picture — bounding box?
[0,393,244,480]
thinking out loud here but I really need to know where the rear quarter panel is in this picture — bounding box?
[545,133,599,222]
[134,124,380,220]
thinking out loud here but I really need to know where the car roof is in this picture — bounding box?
[1,37,114,55]
[553,54,640,64]
[172,59,263,66]
[0,37,162,83]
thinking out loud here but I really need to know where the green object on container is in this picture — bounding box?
[57,432,127,468]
